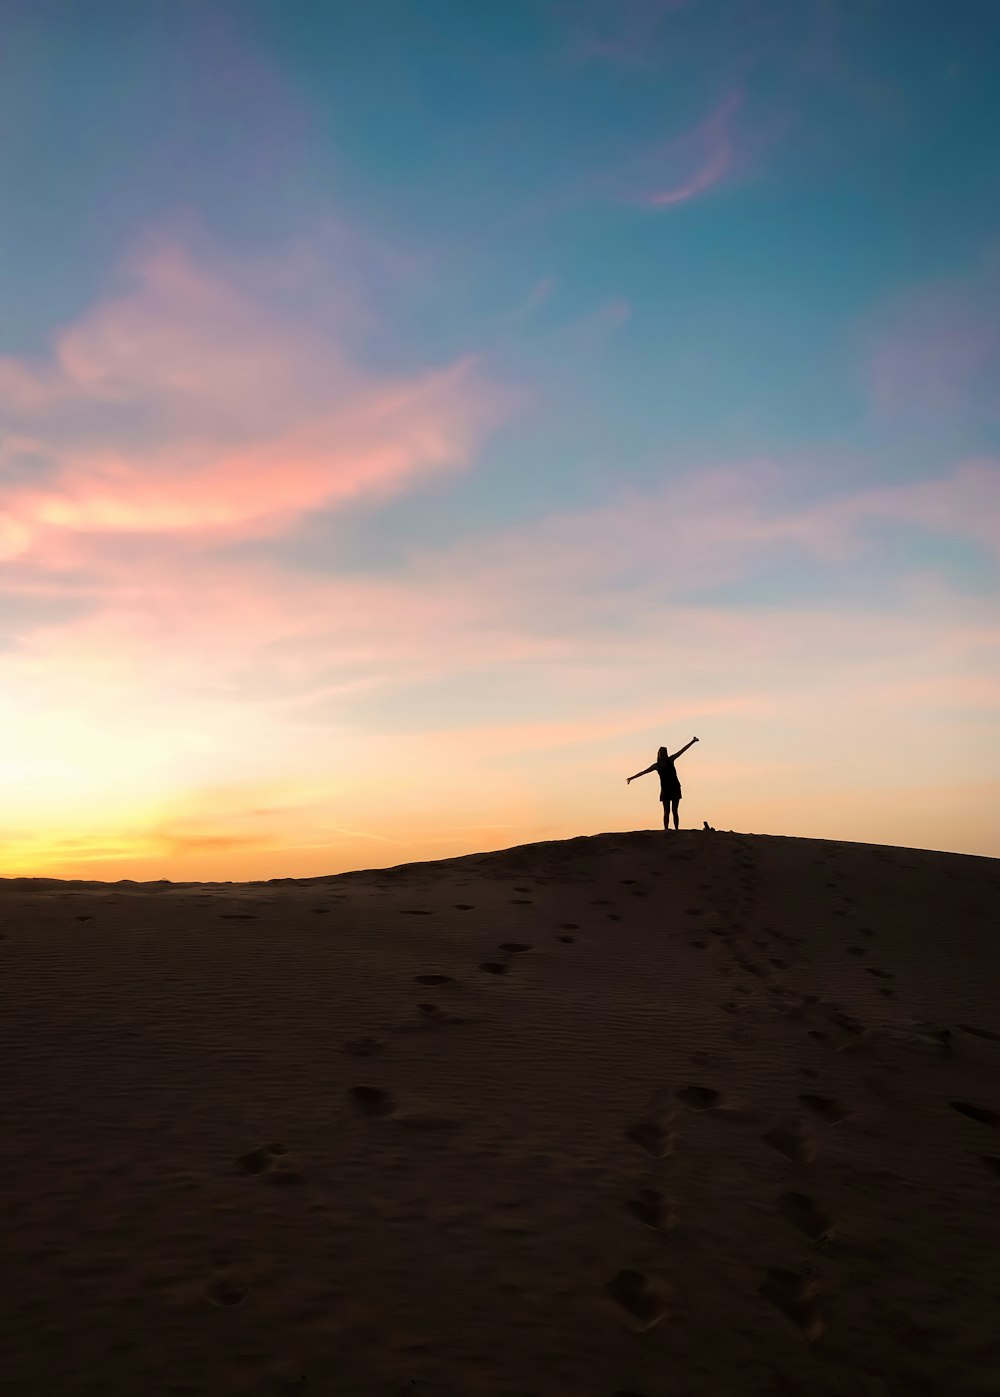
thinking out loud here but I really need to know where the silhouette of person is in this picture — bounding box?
[627,738,699,830]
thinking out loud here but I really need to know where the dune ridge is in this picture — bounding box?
[2,829,999,1396]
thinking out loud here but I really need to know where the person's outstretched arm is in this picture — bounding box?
[670,737,699,760]
[626,764,657,784]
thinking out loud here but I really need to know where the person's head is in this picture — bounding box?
[657,746,669,762]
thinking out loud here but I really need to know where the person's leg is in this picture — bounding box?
[662,800,671,830]
[672,797,681,830]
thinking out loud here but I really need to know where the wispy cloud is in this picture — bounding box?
[0,231,513,562]
[2,229,998,874]
[641,90,742,208]
[866,258,1000,422]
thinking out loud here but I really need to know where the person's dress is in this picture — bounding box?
[657,757,682,803]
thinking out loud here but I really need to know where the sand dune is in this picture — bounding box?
[2,830,999,1396]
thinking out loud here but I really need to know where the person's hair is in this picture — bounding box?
[657,746,668,762]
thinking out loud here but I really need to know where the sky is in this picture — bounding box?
[1,0,998,879]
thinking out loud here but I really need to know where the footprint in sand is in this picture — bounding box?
[349,1086,395,1117]
[414,974,457,986]
[798,1094,850,1123]
[311,907,330,914]
[350,1083,461,1130]
[400,909,432,915]
[559,922,579,930]
[762,1120,815,1164]
[235,1142,288,1175]
[605,1271,668,1330]
[557,935,575,943]
[607,914,621,922]
[625,1189,676,1232]
[498,942,532,953]
[454,904,475,910]
[677,1085,721,1111]
[779,1191,834,1242]
[951,1101,1000,1127]
[75,914,93,922]
[626,1117,676,1158]
[416,1003,465,1025]
[510,899,533,905]
[479,962,509,975]
[866,967,894,979]
[759,1268,823,1341]
[348,1084,462,1130]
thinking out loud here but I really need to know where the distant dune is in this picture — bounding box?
[2,830,999,1396]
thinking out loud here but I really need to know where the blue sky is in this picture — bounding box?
[1,0,998,875]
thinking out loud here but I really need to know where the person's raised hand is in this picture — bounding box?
[693,736,699,742]
[626,776,632,784]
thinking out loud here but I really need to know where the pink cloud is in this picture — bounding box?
[642,90,742,208]
[866,261,1000,421]
[8,454,994,722]
[0,233,513,561]
[3,441,997,872]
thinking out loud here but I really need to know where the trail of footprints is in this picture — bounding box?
[615,1074,845,1341]
[224,848,1000,1366]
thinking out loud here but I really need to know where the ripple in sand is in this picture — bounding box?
[951,1101,1000,1127]
[204,1271,249,1307]
[343,1037,387,1056]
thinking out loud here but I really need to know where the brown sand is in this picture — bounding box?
[2,830,999,1397]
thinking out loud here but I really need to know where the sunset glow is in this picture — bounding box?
[2,1,998,877]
